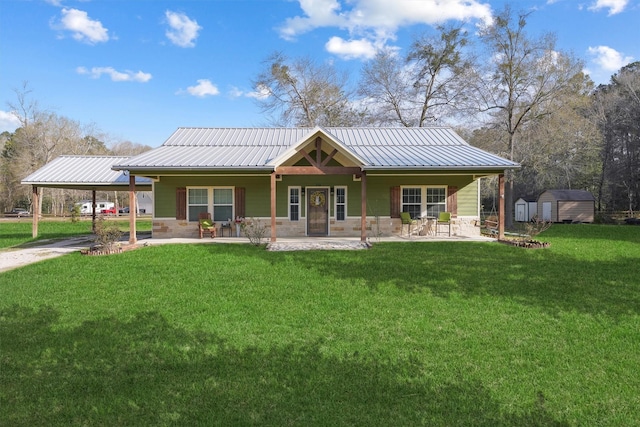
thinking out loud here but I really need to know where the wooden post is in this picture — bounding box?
[92,190,97,233]
[498,173,505,240]
[129,174,137,244]
[32,185,39,238]
[360,172,367,242]
[270,171,277,242]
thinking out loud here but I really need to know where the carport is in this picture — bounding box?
[21,156,152,243]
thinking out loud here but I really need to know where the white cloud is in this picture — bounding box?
[179,79,220,97]
[279,0,492,59]
[280,0,492,38]
[0,110,21,133]
[55,8,109,44]
[588,46,634,71]
[246,84,271,100]
[77,66,152,82]
[325,36,377,60]
[165,11,201,48]
[588,0,628,15]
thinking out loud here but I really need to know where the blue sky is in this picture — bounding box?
[1,0,639,148]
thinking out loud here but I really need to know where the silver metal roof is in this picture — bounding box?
[543,189,595,201]
[22,156,153,188]
[113,127,519,171]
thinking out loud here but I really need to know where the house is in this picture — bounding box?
[537,189,595,223]
[514,196,537,222]
[109,127,519,241]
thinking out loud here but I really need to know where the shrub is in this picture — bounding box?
[93,216,123,253]
[241,218,267,246]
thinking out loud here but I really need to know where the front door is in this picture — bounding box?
[307,188,329,236]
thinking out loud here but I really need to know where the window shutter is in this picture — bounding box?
[235,187,246,218]
[390,186,400,218]
[176,187,186,220]
[447,186,458,217]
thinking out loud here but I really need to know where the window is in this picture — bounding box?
[402,187,422,219]
[289,187,300,221]
[187,187,233,222]
[188,188,208,221]
[401,186,447,218]
[335,186,346,221]
[213,188,233,222]
[426,187,446,217]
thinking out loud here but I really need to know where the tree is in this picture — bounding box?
[252,52,360,127]
[359,25,475,127]
[592,62,640,213]
[473,6,584,227]
[1,85,112,215]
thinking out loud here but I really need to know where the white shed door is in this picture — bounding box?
[542,202,552,221]
[516,204,526,222]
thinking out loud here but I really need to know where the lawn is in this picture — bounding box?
[0,217,152,249]
[1,224,639,426]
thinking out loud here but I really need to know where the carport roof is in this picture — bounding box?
[21,155,153,190]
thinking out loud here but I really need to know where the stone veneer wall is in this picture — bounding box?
[153,216,481,239]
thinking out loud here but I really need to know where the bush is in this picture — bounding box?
[93,216,122,253]
[241,218,267,246]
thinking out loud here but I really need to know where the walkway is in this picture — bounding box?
[0,233,495,272]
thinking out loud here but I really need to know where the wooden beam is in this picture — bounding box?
[315,137,322,165]
[321,148,338,166]
[129,174,137,244]
[299,149,315,166]
[270,171,277,242]
[276,166,361,175]
[498,173,505,240]
[361,172,367,242]
[32,185,39,238]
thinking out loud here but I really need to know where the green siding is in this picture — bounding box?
[154,173,479,218]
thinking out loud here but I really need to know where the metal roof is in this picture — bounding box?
[22,155,153,189]
[112,127,520,171]
[543,189,595,201]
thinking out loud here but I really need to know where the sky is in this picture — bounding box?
[1,0,639,148]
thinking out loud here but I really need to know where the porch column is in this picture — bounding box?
[498,173,505,240]
[129,174,137,244]
[92,190,97,233]
[270,171,277,242]
[360,172,367,242]
[32,185,39,238]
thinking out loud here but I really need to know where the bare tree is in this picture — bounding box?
[359,25,475,127]
[472,6,584,227]
[252,52,360,127]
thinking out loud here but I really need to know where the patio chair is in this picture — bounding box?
[400,212,418,237]
[436,212,451,236]
[198,212,217,238]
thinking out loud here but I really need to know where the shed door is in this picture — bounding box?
[307,188,329,236]
[515,203,526,222]
[542,202,552,221]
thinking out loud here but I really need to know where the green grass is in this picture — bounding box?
[0,218,152,249]
[1,224,639,426]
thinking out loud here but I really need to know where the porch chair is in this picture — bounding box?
[400,212,418,238]
[436,212,451,236]
[198,212,217,238]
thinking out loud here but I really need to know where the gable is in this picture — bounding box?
[270,127,365,168]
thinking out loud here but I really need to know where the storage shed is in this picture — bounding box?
[515,196,537,222]
[537,190,595,223]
